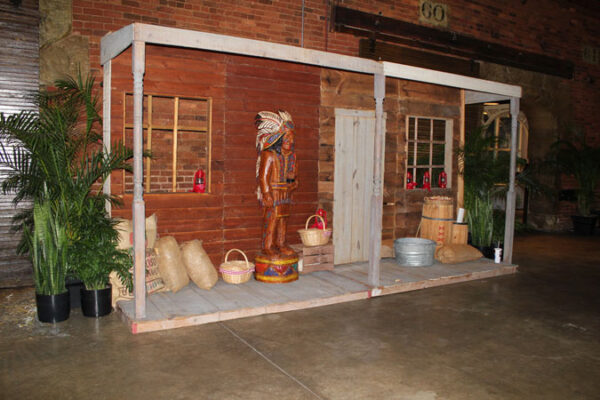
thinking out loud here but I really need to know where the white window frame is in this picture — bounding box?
[405,116,453,189]
[482,104,529,161]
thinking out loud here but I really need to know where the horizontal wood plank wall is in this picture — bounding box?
[319,71,461,243]
[111,46,227,265]
[223,55,320,260]
[319,70,381,221]
[387,78,461,239]
[110,46,320,265]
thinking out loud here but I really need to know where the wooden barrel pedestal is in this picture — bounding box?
[419,196,454,246]
[255,252,299,283]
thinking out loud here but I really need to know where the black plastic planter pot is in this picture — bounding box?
[571,215,597,236]
[81,285,112,318]
[36,291,70,323]
[66,277,84,309]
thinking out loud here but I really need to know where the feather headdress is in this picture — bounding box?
[255,110,294,199]
[255,110,294,152]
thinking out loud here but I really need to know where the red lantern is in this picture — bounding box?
[310,208,327,229]
[192,169,206,193]
[406,171,417,189]
[438,170,447,188]
[422,171,431,191]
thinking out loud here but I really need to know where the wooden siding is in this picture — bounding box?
[0,0,39,287]
[319,70,461,244]
[110,46,320,266]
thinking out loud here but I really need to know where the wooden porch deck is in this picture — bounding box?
[117,258,518,334]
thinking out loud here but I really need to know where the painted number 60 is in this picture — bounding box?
[421,1,446,22]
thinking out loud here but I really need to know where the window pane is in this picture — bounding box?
[416,142,430,165]
[415,168,427,186]
[432,119,445,141]
[485,122,495,139]
[408,117,416,140]
[498,117,510,149]
[407,141,415,166]
[432,168,444,187]
[432,143,445,165]
[417,118,431,141]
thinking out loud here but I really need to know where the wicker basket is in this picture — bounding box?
[219,249,255,284]
[298,215,332,247]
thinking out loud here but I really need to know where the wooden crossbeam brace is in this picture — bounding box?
[332,6,574,79]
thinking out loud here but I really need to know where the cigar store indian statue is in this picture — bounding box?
[253,110,299,283]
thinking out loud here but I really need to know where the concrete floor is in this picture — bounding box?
[1,232,599,399]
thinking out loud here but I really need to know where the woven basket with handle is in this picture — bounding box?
[298,214,332,247]
[219,249,255,284]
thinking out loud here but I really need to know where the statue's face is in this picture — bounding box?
[282,130,294,153]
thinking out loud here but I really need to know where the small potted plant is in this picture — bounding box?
[550,127,600,235]
[69,198,132,317]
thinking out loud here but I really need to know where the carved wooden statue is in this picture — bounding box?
[254,110,299,283]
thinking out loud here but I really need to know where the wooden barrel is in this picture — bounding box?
[451,222,469,244]
[419,196,454,246]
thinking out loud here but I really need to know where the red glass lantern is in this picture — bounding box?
[192,169,206,193]
[406,171,417,189]
[422,171,431,191]
[438,170,447,188]
[310,208,327,229]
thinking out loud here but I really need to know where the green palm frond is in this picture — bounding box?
[0,72,134,294]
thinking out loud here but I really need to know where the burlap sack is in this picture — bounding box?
[114,214,158,250]
[435,244,483,264]
[180,240,218,290]
[145,214,158,249]
[109,249,166,307]
[115,218,132,250]
[156,236,189,292]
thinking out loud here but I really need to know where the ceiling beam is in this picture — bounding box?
[332,6,574,79]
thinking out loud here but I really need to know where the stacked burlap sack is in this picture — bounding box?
[109,215,218,306]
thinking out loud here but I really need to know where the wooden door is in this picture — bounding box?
[333,109,376,264]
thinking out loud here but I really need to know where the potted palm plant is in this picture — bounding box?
[458,128,506,256]
[0,73,133,322]
[459,126,540,257]
[69,197,132,317]
[550,127,600,235]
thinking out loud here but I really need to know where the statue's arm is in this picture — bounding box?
[289,153,298,192]
[259,151,274,207]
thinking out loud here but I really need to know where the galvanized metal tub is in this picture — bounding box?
[394,238,436,267]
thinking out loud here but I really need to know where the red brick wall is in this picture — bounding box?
[73,0,599,138]
[71,0,599,232]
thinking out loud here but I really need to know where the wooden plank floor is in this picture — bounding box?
[118,258,518,333]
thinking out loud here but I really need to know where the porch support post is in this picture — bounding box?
[132,40,146,319]
[368,73,385,287]
[102,60,112,215]
[503,97,519,264]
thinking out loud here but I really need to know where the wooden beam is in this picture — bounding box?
[368,73,385,287]
[100,24,133,65]
[384,62,521,98]
[102,60,112,216]
[503,97,520,264]
[359,39,479,77]
[133,23,381,75]
[132,40,146,319]
[457,90,465,210]
[464,91,511,105]
[333,6,574,79]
